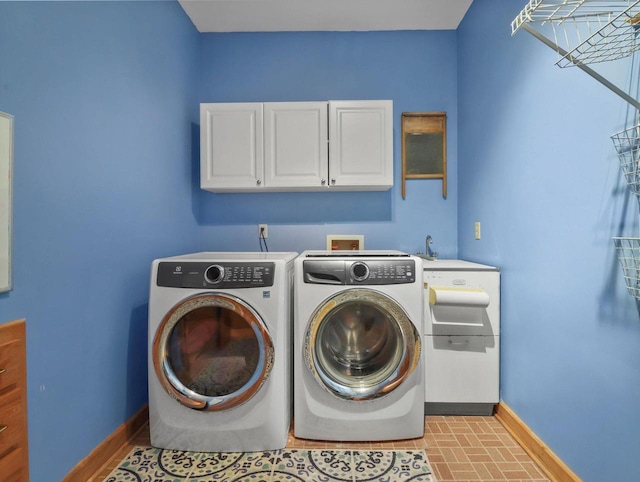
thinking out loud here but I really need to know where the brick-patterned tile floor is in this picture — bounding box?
[92,416,550,481]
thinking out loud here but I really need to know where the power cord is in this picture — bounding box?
[259,226,269,252]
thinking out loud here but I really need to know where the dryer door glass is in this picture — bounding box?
[305,289,420,401]
[153,293,273,411]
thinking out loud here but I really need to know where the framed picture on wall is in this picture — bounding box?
[0,111,13,293]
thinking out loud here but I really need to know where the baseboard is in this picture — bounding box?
[424,402,495,416]
[495,402,581,482]
[62,404,148,482]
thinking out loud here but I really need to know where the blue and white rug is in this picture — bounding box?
[104,446,436,481]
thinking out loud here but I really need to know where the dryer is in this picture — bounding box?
[148,252,297,452]
[294,250,424,441]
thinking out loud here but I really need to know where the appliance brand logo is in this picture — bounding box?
[263,290,271,298]
[452,279,467,286]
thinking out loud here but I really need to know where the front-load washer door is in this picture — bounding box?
[304,288,421,401]
[153,293,274,411]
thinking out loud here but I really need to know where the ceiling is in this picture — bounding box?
[178,0,474,33]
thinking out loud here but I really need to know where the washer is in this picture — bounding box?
[148,252,297,452]
[294,250,424,441]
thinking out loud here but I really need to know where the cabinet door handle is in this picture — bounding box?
[0,425,7,434]
[448,339,470,346]
[0,368,6,374]
[331,178,336,185]
[256,179,262,186]
[321,179,326,185]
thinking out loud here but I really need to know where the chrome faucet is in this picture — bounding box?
[425,235,438,260]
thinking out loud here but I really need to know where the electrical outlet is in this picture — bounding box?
[258,224,268,238]
[474,222,481,240]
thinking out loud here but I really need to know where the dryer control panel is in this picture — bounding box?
[303,259,415,285]
[157,262,275,289]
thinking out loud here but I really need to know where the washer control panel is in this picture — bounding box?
[304,259,415,285]
[157,261,275,289]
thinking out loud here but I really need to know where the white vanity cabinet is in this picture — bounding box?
[200,100,393,192]
[423,260,501,416]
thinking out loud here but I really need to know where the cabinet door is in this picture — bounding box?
[264,102,328,189]
[329,100,393,190]
[424,335,500,403]
[200,103,264,192]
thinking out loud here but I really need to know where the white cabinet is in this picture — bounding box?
[329,101,393,190]
[423,264,500,415]
[200,100,393,192]
[424,334,500,405]
[200,103,264,191]
[264,102,328,189]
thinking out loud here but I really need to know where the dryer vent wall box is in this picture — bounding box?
[200,100,393,193]
[326,235,364,251]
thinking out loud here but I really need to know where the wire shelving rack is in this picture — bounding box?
[512,1,640,109]
[512,1,640,67]
[613,237,640,298]
[513,1,640,300]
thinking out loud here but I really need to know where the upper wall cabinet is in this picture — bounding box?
[264,102,328,190]
[328,101,393,190]
[200,103,264,191]
[200,100,393,192]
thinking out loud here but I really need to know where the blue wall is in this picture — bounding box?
[458,1,640,480]
[2,1,639,481]
[0,2,200,480]
[196,31,459,257]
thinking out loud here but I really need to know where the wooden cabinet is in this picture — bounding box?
[200,100,393,192]
[0,319,28,482]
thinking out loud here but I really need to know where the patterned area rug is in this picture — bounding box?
[103,446,436,481]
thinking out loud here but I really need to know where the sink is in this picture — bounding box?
[415,253,438,261]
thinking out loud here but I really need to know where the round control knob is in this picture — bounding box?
[204,265,224,284]
[350,262,369,282]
